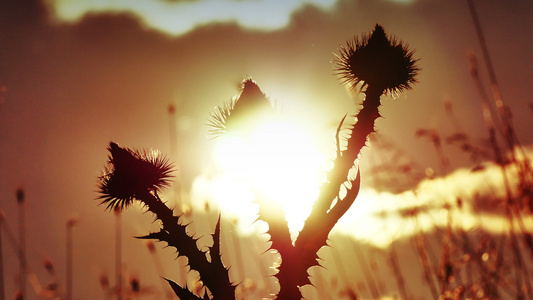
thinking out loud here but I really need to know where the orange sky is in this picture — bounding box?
[0,0,532,299]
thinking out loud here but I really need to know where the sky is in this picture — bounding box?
[0,0,532,299]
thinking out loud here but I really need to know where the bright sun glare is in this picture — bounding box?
[213,119,328,238]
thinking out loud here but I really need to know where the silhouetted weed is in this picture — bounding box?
[97,24,420,299]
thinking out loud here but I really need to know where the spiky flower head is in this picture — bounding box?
[97,142,174,211]
[208,78,273,138]
[334,24,419,94]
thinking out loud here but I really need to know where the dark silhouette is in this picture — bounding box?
[96,24,419,299]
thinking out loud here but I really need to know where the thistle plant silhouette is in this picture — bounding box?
[96,24,419,299]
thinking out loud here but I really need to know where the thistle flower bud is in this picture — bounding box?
[334,24,419,95]
[97,142,174,211]
[208,78,274,138]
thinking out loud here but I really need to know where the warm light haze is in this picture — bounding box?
[1,0,532,299]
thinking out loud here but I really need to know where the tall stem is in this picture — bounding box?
[66,224,72,300]
[305,85,382,225]
[466,0,503,112]
[168,104,182,206]
[115,210,122,300]
[16,190,25,299]
[0,212,4,300]
[289,85,384,292]
[297,85,382,246]
[66,219,75,300]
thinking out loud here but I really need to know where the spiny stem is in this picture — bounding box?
[290,85,383,290]
[137,190,234,299]
[297,84,383,247]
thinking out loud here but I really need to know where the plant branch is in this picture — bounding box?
[135,191,234,299]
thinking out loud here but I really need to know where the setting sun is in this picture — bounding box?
[213,118,328,238]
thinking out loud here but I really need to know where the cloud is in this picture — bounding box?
[335,146,533,247]
[190,146,533,248]
[44,0,339,36]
